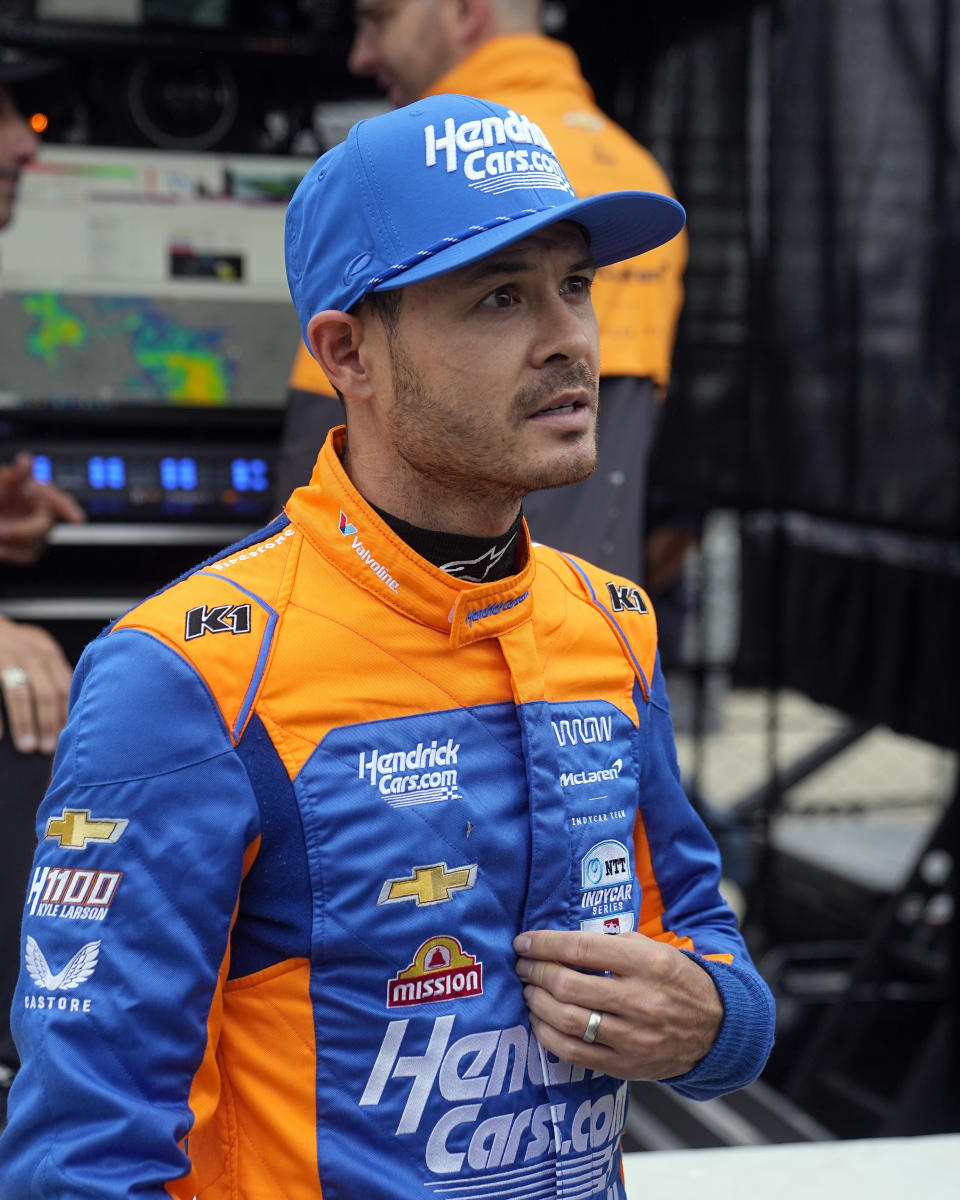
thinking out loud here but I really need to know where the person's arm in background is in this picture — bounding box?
[0,451,85,566]
[0,451,85,753]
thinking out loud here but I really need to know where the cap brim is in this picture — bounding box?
[372,189,685,293]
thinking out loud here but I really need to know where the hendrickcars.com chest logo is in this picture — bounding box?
[359,738,463,808]
[386,935,483,1009]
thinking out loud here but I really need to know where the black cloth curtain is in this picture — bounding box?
[582,0,959,744]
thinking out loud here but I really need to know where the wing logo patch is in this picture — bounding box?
[23,936,101,1015]
[25,936,100,991]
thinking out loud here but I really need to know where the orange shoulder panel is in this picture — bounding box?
[111,526,299,743]
[534,546,658,702]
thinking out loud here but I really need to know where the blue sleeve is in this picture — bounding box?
[638,654,776,1099]
[0,630,262,1197]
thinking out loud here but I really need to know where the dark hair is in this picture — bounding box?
[352,288,403,336]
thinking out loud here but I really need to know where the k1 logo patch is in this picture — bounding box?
[606,582,648,614]
[184,602,252,640]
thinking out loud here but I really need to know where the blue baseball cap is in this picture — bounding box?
[285,93,686,341]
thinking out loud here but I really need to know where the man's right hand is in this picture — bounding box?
[0,615,72,755]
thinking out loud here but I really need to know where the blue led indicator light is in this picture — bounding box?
[106,456,125,489]
[32,455,53,484]
[179,458,197,490]
[88,456,106,490]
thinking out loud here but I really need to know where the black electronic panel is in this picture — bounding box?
[1,400,282,525]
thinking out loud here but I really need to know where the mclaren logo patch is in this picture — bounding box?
[184,603,252,640]
[44,809,128,850]
[377,862,477,907]
[386,935,483,1008]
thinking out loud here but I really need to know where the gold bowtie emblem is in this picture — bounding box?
[377,862,477,907]
[44,809,129,850]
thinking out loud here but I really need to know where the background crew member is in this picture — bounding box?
[278,0,686,582]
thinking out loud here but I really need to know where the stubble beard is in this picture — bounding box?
[386,340,599,510]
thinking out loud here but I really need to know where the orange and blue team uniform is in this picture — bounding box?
[1,429,774,1198]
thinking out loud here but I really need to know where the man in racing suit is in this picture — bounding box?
[0,95,774,1199]
[278,0,686,581]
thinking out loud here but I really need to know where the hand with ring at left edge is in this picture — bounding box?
[514,928,723,1082]
[0,615,73,755]
[0,451,86,566]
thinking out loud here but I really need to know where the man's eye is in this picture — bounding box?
[562,275,594,297]
[481,287,518,309]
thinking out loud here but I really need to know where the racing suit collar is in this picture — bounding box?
[284,426,537,646]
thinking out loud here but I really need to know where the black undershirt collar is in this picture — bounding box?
[370,503,523,583]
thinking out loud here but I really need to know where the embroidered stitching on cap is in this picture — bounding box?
[367,211,538,288]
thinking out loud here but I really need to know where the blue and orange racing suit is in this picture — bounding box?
[1,428,774,1198]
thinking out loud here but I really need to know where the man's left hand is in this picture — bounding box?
[514,929,723,1081]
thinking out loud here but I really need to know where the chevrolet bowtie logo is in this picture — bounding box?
[44,809,129,850]
[377,862,477,907]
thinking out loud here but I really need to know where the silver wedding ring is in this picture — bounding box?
[1,666,30,690]
[582,1009,603,1044]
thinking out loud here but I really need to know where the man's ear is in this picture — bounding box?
[451,0,494,49]
[306,311,374,401]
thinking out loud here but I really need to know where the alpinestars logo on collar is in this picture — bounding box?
[440,532,518,582]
